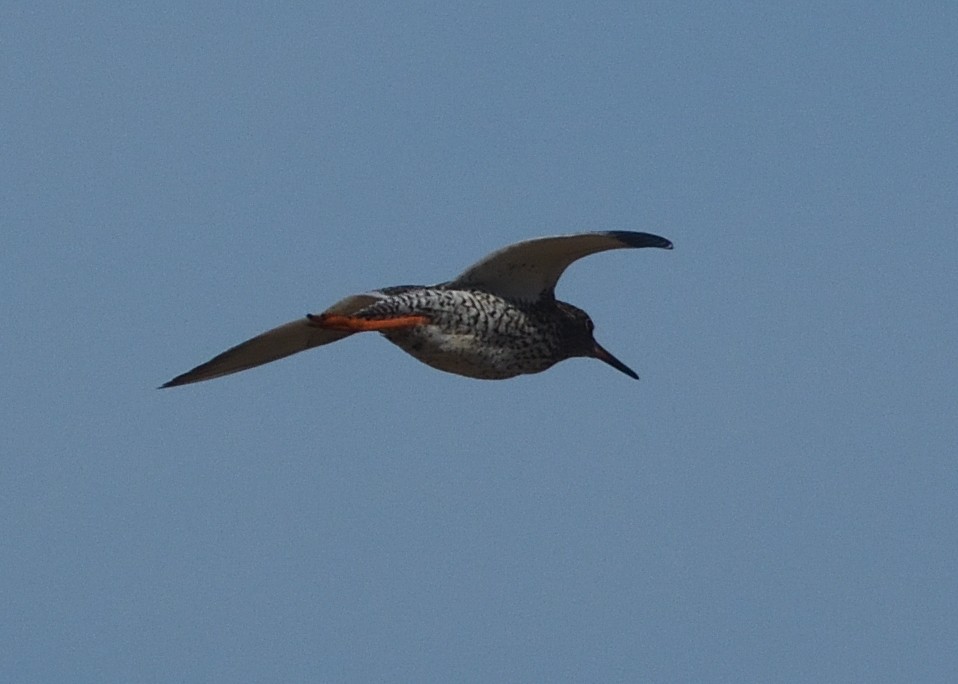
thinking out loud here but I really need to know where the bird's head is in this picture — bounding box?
[555,302,639,380]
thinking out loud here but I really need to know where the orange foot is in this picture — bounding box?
[306,312,430,332]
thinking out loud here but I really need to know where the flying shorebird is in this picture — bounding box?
[161,231,672,387]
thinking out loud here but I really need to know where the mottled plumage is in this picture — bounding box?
[161,231,672,387]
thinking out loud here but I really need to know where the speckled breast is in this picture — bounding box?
[368,289,563,379]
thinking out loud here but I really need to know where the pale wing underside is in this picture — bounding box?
[160,293,384,387]
[448,231,673,302]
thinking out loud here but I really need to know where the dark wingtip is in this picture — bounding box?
[159,372,193,389]
[607,231,673,251]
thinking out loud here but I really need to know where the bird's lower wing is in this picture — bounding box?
[160,293,383,388]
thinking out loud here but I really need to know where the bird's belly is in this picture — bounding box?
[383,326,554,380]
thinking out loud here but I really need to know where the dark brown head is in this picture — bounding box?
[555,301,639,380]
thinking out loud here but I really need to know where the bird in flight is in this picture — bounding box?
[161,231,672,387]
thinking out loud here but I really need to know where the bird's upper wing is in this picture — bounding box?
[447,231,673,302]
[160,292,385,387]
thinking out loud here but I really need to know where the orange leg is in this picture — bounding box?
[306,312,430,332]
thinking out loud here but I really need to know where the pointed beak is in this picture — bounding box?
[591,340,639,380]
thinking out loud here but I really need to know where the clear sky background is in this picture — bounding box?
[3,3,957,682]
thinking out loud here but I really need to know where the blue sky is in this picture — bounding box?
[3,3,957,681]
